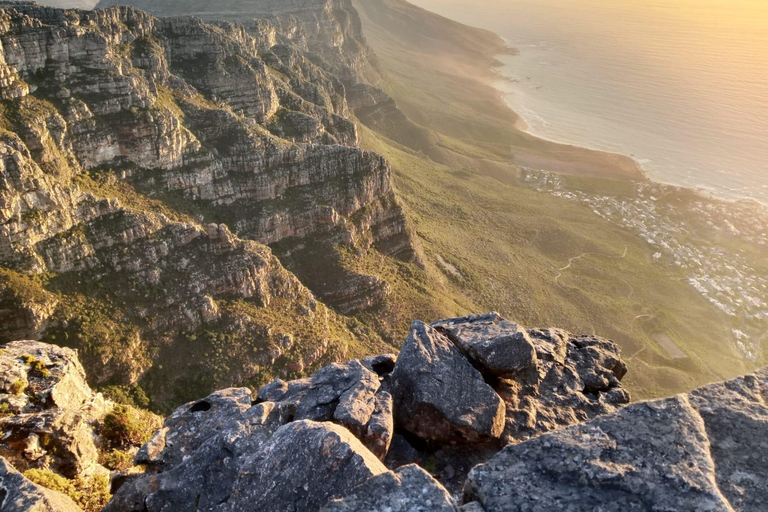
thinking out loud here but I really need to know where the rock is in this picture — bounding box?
[464,368,768,512]
[257,358,395,458]
[106,395,295,511]
[365,390,394,458]
[0,457,82,512]
[433,312,537,377]
[390,321,505,443]
[320,464,459,512]
[432,314,629,445]
[133,387,263,470]
[0,341,111,478]
[225,420,388,512]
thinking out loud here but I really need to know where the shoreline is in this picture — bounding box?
[486,37,768,209]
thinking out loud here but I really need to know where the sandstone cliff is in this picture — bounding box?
[0,2,416,408]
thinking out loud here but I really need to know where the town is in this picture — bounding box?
[522,170,768,362]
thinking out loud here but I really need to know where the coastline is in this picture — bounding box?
[485,37,768,209]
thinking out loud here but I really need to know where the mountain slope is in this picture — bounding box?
[0,3,417,410]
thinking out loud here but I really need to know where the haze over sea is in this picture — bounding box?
[409,0,768,204]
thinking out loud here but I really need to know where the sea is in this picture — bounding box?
[408,0,768,204]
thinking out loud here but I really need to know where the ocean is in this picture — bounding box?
[408,0,768,204]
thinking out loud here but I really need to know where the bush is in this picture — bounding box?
[101,384,150,409]
[100,404,161,451]
[9,379,26,395]
[24,469,111,512]
[99,448,134,471]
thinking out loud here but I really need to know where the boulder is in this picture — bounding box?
[433,312,537,377]
[0,457,82,512]
[0,341,111,478]
[320,464,459,512]
[464,368,768,512]
[225,420,388,512]
[107,393,294,511]
[134,387,261,470]
[390,321,505,443]
[257,358,394,458]
[432,315,629,444]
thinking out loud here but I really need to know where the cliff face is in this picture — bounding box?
[0,2,415,408]
[93,0,383,105]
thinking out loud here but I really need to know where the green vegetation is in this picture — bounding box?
[100,404,163,451]
[23,469,111,512]
[9,379,26,395]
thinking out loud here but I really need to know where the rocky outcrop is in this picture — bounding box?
[0,457,82,512]
[100,312,631,508]
[434,313,629,445]
[464,367,768,512]
[8,326,767,511]
[320,464,458,512]
[0,341,110,478]
[391,320,506,443]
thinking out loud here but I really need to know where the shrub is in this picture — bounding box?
[101,384,150,409]
[74,473,111,512]
[23,468,76,496]
[100,448,134,471]
[9,379,26,395]
[100,404,161,451]
[24,469,111,512]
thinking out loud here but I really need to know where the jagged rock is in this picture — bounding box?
[257,358,394,458]
[0,341,110,478]
[133,387,265,470]
[106,393,295,511]
[320,464,459,512]
[464,368,768,512]
[390,321,505,443]
[0,457,82,512]
[433,313,629,444]
[225,420,388,512]
[433,312,537,377]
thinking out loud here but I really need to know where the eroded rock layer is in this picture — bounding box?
[0,1,415,407]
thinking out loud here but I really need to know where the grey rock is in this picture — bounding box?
[320,464,459,512]
[0,341,111,478]
[391,321,505,443]
[258,359,394,458]
[433,312,537,377]
[106,398,294,511]
[434,315,629,445]
[0,457,82,512]
[365,390,394,458]
[464,368,768,512]
[225,420,387,512]
[134,387,256,470]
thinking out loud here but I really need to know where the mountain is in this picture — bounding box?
[0,1,422,410]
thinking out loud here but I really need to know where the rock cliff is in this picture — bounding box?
[0,2,416,408]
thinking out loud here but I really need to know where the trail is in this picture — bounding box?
[554,253,590,286]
